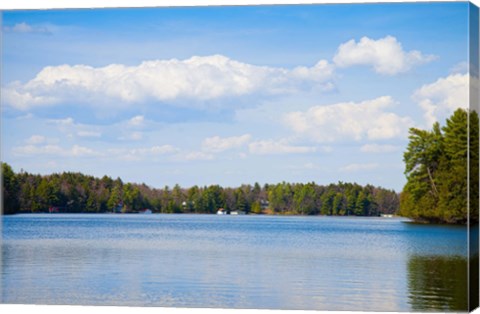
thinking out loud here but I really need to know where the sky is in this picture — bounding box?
[0,2,472,191]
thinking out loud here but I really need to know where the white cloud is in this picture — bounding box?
[108,145,179,161]
[51,117,75,126]
[119,131,143,141]
[412,73,468,126]
[150,145,178,155]
[202,134,251,153]
[48,117,105,140]
[248,139,316,155]
[25,135,46,145]
[3,55,335,111]
[333,36,436,75]
[70,145,98,157]
[450,62,469,75]
[340,163,379,172]
[183,151,215,161]
[13,144,62,156]
[4,22,50,34]
[131,132,143,140]
[77,130,101,138]
[287,162,324,171]
[360,144,400,153]
[2,84,58,110]
[128,115,145,126]
[13,144,100,157]
[130,145,178,156]
[284,96,413,143]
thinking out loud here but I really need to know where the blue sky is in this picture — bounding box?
[0,2,472,191]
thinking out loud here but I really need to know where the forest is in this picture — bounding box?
[3,108,477,223]
[1,163,399,216]
[400,108,479,224]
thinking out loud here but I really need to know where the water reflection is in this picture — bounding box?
[407,255,468,311]
[1,215,471,311]
[470,252,479,310]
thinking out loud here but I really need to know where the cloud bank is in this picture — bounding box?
[3,36,435,112]
[3,55,335,110]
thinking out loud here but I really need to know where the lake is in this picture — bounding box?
[0,214,469,311]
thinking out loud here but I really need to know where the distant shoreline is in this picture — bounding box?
[3,211,406,219]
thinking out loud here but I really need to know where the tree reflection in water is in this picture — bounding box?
[407,255,469,311]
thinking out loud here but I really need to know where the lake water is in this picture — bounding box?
[1,214,469,311]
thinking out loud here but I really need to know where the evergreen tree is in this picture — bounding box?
[2,162,401,217]
[2,163,20,214]
[401,108,477,224]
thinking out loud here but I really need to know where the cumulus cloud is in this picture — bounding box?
[333,36,436,75]
[412,73,468,126]
[202,134,251,153]
[248,139,316,155]
[340,163,379,172]
[3,55,335,111]
[360,144,400,153]
[2,84,58,110]
[284,96,413,143]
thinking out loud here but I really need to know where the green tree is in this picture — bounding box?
[401,122,443,221]
[346,192,357,216]
[268,182,293,214]
[332,193,345,215]
[400,108,476,224]
[36,178,60,211]
[293,183,317,215]
[234,188,247,212]
[320,190,335,215]
[437,109,468,223]
[107,185,122,212]
[354,191,370,216]
[2,163,20,214]
[250,200,262,214]
[470,110,479,223]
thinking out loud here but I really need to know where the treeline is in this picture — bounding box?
[2,163,399,216]
[400,108,479,224]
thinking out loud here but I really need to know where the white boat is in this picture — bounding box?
[217,208,227,215]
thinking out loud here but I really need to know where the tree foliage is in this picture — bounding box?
[400,108,478,224]
[1,165,399,216]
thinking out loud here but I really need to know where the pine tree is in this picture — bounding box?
[400,108,477,224]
